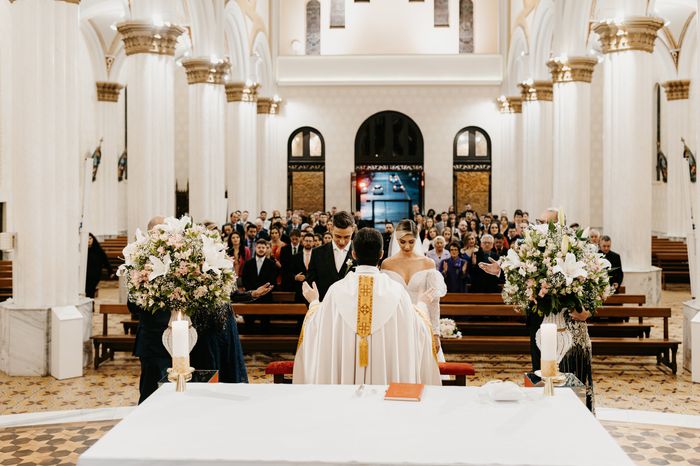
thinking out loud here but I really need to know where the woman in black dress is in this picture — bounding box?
[85,233,113,298]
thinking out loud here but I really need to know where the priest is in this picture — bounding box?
[293,228,441,385]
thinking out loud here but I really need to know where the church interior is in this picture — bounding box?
[2,0,700,465]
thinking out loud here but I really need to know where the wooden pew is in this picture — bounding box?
[0,276,12,300]
[441,293,645,306]
[91,304,135,368]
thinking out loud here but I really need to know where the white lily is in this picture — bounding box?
[201,235,233,275]
[552,252,587,286]
[557,208,565,226]
[148,254,172,281]
[122,228,148,268]
[156,216,191,234]
[502,248,522,270]
[531,223,549,235]
[561,235,569,254]
[599,257,612,269]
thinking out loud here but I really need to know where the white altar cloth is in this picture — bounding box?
[78,383,633,466]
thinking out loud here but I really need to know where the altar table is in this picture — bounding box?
[78,383,633,466]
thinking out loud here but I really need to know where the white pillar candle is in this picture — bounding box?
[172,317,189,358]
[540,323,557,361]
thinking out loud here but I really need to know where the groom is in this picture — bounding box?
[294,228,440,385]
[305,211,356,301]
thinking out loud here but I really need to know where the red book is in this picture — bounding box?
[384,383,425,402]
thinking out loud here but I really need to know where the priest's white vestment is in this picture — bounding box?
[293,265,441,385]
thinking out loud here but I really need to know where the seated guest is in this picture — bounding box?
[244,223,257,252]
[292,233,315,302]
[221,223,234,241]
[227,231,251,284]
[280,229,302,291]
[436,212,449,234]
[469,234,502,293]
[426,236,450,269]
[294,228,440,385]
[600,235,623,290]
[241,239,277,302]
[254,218,270,240]
[269,225,287,286]
[487,222,500,238]
[313,234,323,248]
[440,242,468,292]
[314,213,329,234]
[260,210,271,230]
[460,232,478,262]
[422,226,438,251]
[442,226,454,246]
[588,229,601,248]
[493,233,508,257]
[454,220,469,242]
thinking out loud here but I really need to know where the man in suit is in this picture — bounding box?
[469,234,502,293]
[243,223,257,252]
[306,211,355,301]
[241,239,278,303]
[280,229,302,291]
[600,235,624,291]
[381,221,394,262]
[292,233,315,302]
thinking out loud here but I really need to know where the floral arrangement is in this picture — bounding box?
[499,214,613,317]
[117,216,235,318]
[439,318,462,339]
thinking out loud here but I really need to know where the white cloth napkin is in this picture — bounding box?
[482,381,525,401]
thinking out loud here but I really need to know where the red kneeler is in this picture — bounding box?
[265,361,475,386]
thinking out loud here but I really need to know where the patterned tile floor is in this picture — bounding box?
[1,282,699,465]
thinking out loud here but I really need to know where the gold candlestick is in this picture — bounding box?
[540,359,558,397]
[167,356,194,392]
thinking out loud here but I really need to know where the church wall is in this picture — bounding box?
[278,0,498,56]
[275,84,501,213]
[0,0,9,209]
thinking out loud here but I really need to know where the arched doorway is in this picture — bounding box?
[353,111,424,229]
[453,126,491,214]
[288,126,325,213]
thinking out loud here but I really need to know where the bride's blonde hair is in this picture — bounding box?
[396,219,418,239]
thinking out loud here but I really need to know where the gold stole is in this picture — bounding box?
[296,303,320,352]
[356,275,374,368]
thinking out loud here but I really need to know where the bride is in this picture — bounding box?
[381,219,447,358]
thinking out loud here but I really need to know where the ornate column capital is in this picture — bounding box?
[662,80,690,101]
[496,96,522,114]
[117,21,186,57]
[257,96,282,115]
[518,80,553,102]
[181,58,230,85]
[225,81,260,102]
[593,17,664,54]
[96,82,124,102]
[547,56,597,84]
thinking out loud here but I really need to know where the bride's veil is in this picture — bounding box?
[387,230,425,257]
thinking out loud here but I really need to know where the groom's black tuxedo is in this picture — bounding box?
[305,242,354,301]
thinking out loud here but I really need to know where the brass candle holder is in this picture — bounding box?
[540,359,558,397]
[167,356,194,392]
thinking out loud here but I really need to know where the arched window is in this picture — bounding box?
[306,0,320,55]
[459,0,474,53]
[288,127,325,212]
[453,126,491,214]
[434,0,449,27]
[354,111,424,228]
[330,0,345,28]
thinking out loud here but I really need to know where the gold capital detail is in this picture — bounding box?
[117,21,186,57]
[356,275,374,368]
[181,58,230,85]
[257,96,282,115]
[96,82,124,102]
[547,56,597,84]
[518,80,553,102]
[225,82,259,103]
[593,17,664,54]
[496,96,522,114]
[662,80,690,101]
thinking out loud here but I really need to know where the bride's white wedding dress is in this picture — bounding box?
[382,268,448,362]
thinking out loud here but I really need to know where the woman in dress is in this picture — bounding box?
[459,232,478,263]
[422,226,438,252]
[442,227,454,246]
[269,225,286,286]
[227,231,251,283]
[381,220,447,357]
[85,233,113,299]
[440,242,468,293]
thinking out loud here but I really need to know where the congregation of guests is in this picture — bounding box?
[213,204,624,299]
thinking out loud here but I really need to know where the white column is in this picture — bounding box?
[90,83,124,237]
[519,81,553,216]
[595,16,664,303]
[548,56,596,227]
[494,96,522,215]
[183,59,229,224]
[117,21,185,237]
[661,81,691,238]
[1,0,92,376]
[257,96,284,211]
[225,82,259,216]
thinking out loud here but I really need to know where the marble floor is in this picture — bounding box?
[0,282,698,465]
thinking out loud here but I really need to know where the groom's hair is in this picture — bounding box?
[352,228,383,266]
[332,211,355,230]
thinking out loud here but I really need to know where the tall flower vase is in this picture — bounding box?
[535,311,573,364]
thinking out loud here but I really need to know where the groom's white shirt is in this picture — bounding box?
[293,265,441,385]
